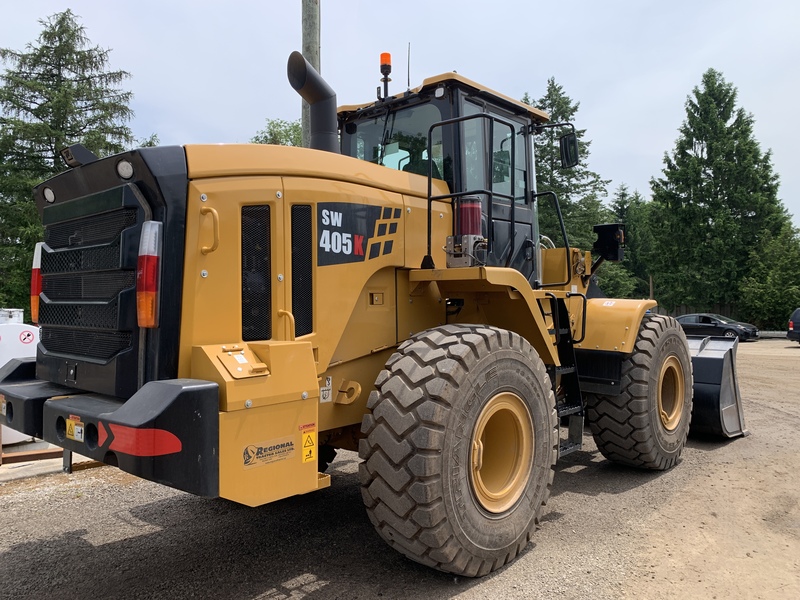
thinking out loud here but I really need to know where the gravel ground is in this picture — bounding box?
[1,338,798,600]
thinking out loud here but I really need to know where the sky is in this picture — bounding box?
[1,1,797,224]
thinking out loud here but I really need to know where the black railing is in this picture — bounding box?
[422,112,518,269]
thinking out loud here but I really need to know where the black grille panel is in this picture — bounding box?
[41,242,122,274]
[40,328,132,361]
[242,206,272,341]
[39,301,119,330]
[43,271,136,300]
[45,208,138,249]
[291,205,313,337]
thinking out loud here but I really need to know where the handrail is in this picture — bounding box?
[532,190,571,287]
[422,112,518,269]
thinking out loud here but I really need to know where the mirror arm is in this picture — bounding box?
[530,121,575,135]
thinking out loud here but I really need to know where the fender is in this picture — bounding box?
[575,298,657,352]
[409,266,560,365]
[573,299,657,395]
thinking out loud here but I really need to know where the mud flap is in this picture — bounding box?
[687,336,748,438]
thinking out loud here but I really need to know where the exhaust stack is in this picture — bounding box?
[287,51,339,154]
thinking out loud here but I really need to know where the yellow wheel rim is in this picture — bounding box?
[470,392,534,514]
[658,355,685,431]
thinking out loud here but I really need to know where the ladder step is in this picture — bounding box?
[559,440,581,457]
[557,404,583,417]
[556,365,575,375]
[548,328,572,337]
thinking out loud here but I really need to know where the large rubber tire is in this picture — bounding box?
[585,314,693,470]
[359,325,558,577]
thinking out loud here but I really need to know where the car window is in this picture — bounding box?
[680,315,697,324]
[711,314,736,324]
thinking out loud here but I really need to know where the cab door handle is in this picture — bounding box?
[200,206,220,254]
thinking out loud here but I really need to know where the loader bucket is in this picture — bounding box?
[686,336,748,438]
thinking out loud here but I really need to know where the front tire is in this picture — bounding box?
[585,314,693,470]
[359,325,558,577]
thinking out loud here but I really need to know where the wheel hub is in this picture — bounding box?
[470,392,533,513]
[658,355,685,431]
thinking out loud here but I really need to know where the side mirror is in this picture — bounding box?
[559,132,579,169]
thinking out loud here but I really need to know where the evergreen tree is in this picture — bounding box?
[523,81,611,251]
[648,68,786,311]
[610,184,653,298]
[251,118,302,147]
[0,10,134,314]
[738,223,800,329]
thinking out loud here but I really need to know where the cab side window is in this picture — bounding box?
[462,101,527,203]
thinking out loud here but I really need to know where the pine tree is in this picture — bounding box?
[648,68,787,311]
[610,184,653,298]
[738,223,800,329]
[0,10,134,314]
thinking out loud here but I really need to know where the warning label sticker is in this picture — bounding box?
[242,436,295,469]
[301,431,316,464]
[320,376,333,403]
[66,418,85,443]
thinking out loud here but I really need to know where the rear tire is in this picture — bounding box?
[359,325,558,577]
[584,314,693,470]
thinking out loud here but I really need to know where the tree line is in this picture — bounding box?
[524,69,798,330]
[2,10,797,329]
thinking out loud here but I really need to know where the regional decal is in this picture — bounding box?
[317,202,401,266]
[242,436,295,469]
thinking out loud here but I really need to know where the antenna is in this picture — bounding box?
[407,42,411,89]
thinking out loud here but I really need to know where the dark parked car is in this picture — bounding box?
[788,308,800,343]
[675,313,759,341]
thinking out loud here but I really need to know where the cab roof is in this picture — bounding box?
[338,72,550,123]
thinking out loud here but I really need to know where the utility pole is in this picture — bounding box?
[301,0,320,148]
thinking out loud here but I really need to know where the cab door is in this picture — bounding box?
[460,101,535,279]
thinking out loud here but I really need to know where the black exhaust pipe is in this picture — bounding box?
[287,51,339,154]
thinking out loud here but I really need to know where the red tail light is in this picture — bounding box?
[30,242,43,323]
[791,320,795,331]
[137,221,162,328]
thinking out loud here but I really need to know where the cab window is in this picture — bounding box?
[345,102,445,180]
[462,100,527,203]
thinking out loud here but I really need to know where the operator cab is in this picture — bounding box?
[338,66,576,285]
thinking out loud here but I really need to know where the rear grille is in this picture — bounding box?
[45,208,138,249]
[43,271,135,301]
[40,328,132,361]
[41,242,123,274]
[242,205,272,341]
[38,186,142,371]
[39,301,119,330]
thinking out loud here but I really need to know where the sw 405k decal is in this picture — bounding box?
[317,202,400,266]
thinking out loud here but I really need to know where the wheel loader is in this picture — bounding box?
[0,51,746,577]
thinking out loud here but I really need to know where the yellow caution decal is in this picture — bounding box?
[66,414,84,442]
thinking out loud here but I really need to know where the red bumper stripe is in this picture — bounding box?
[105,422,182,457]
